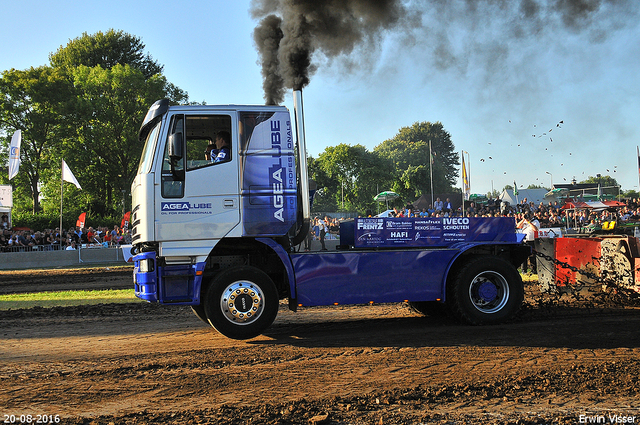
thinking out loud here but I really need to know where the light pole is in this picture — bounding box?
[545,171,553,188]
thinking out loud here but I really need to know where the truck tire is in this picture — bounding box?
[204,266,279,340]
[191,305,208,324]
[447,256,523,325]
[408,301,449,317]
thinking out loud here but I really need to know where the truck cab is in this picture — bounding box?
[133,100,297,261]
[131,94,530,340]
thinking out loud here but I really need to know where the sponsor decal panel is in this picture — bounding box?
[354,217,516,247]
[241,112,296,236]
[161,202,213,215]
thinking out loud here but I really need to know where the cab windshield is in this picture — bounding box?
[137,120,162,174]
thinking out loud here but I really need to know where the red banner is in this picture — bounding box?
[76,212,86,228]
[121,211,131,230]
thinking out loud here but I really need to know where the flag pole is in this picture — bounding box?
[429,139,434,208]
[461,150,465,217]
[60,159,64,236]
[465,151,470,214]
[637,146,640,194]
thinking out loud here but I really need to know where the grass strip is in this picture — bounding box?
[0,289,142,310]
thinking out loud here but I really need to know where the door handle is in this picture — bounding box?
[224,199,235,208]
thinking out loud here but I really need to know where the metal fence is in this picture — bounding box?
[0,244,131,270]
[2,243,125,253]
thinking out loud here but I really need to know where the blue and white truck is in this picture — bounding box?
[130,90,530,339]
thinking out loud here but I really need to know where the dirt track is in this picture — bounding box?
[1,268,640,424]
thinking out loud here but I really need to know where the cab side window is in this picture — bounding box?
[161,115,185,198]
[185,115,232,170]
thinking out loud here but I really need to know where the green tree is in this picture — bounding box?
[313,144,389,214]
[579,175,620,199]
[0,66,72,212]
[486,189,501,198]
[58,64,186,213]
[526,184,549,190]
[2,30,188,221]
[308,156,339,213]
[374,122,458,201]
[49,29,163,79]
[579,175,619,189]
[43,30,187,216]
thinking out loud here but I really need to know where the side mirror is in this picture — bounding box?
[168,132,183,160]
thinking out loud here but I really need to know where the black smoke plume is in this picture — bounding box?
[251,0,412,105]
[253,14,285,105]
[251,0,636,105]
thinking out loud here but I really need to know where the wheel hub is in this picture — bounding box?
[469,272,509,314]
[221,281,264,324]
[477,280,498,302]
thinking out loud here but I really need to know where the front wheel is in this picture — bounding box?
[447,256,523,325]
[204,266,279,340]
[191,305,208,324]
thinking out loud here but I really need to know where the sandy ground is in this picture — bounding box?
[1,267,639,424]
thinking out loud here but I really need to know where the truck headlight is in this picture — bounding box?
[138,258,154,273]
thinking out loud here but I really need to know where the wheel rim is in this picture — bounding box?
[220,280,264,325]
[468,271,509,314]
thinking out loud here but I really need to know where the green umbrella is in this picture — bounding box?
[374,191,399,209]
[374,191,399,202]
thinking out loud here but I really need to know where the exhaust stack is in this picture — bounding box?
[291,89,311,245]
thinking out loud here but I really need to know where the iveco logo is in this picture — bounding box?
[443,218,469,225]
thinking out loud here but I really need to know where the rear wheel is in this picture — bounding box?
[408,301,448,317]
[204,266,279,340]
[448,256,523,325]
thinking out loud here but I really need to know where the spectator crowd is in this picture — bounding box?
[0,221,131,253]
[3,196,640,253]
[383,196,640,230]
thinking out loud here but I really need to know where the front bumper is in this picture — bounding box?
[133,251,205,305]
[133,251,159,302]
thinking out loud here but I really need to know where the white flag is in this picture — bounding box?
[8,130,21,180]
[62,160,82,189]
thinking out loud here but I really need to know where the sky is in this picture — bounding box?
[1,0,640,197]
